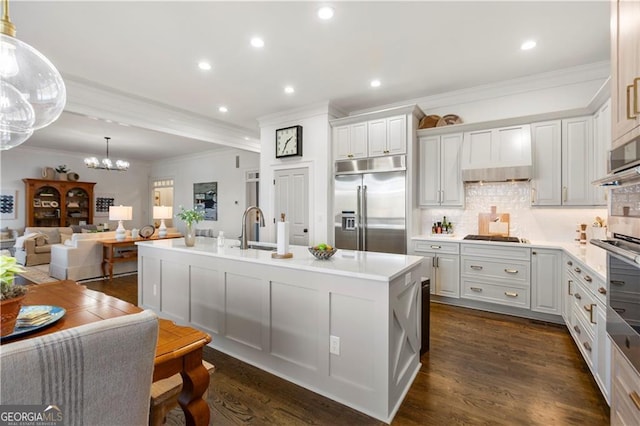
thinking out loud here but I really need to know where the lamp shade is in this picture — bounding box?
[109,205,132,221]
[153,206,173,220]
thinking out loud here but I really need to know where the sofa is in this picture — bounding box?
[14,227,73,266]
[49,230,137,281]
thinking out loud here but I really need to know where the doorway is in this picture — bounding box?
[152,178,174,228]
[245,170,260,241]
[274,167,309,246]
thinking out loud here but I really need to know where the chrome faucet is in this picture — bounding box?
[240,206,265,249]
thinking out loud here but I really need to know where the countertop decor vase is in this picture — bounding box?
[1,255,28,336]
[184,224,196,247]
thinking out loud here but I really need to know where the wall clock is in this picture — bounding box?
[275,125,302,158]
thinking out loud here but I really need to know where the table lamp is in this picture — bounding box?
[153,206,173,238]
[109,205,133,241]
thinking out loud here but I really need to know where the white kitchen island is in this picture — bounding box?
[136,238,424,423]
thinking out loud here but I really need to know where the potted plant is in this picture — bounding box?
[176,206,205,247]
[1,255,28,336]
[55,165,69,180]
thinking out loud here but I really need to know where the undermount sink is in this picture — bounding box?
[248,244,276,251]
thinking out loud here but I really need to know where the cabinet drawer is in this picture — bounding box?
[413,240,459,254]
[461,278,529,309]
[565,256,606,305]
[613,346,640,425]
[572,280,598,335]
[460,243,530,260]
[570,305,595,368]
[461,256,530,285]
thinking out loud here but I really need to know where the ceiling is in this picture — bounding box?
[8,1,610,162]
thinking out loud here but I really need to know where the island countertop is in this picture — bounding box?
[137,237,423,282]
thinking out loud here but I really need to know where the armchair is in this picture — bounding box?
[0,310,159,425]
[14,227,73,266]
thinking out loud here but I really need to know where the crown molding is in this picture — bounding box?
[330,104,425,127]
[257,101,334,127]
[63,74,261,152]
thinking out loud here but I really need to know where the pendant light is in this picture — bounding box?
[85,137,130,171]
[0,0,66,150]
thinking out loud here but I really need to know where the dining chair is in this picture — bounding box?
[0,310,159,425]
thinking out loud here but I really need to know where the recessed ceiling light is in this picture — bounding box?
[219,106,228,113]
[520,40,537,51]
[370,79,381,88]
[284,86,295,94]
[250,37,265,48]
[318,6,334,20]
[198,61,212,71]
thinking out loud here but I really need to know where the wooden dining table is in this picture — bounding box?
[1,280,212,425]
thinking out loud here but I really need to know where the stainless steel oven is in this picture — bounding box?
[592,135,640,371]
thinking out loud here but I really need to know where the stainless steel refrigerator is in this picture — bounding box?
[334,155,406,254]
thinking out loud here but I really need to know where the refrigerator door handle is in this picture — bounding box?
[362,185,367,251]
[357,185,362,250]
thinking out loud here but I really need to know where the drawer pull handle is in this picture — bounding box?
[470,265,483,270]
[614,307,627,314]
[430,245,441,249]
[505,291,518,298]
[584,303,596,324]
[627,84,637,120]
[584,275,592,283]
[583,341,592,352]
[573,325,581,335]
[470,287,483,292]
[611,280,625,286]
[504,269,518,274]
[567,260,573,266]
[598,287,606,295]
[630,391,640,411]
[567,280,573,296]
[574,293,582,300]
[574,267,581,273]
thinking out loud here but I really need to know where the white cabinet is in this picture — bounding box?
[531,115,605,206]
[611,0,640,149]
[368,115,406,157]
[562,116,593,205]
[461,125,531,171]
[612,344,640,425]
[593,99,611,205]
[564,253,610,404]
[531,248,562,315]
[334,122,367,160]
[418,133,464,207]
[411,240,459,298]
[531,120,562,206]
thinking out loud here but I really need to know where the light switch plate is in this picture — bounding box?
[329,335,340,355]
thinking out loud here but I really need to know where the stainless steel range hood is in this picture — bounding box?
[462,165,532,183]
[592,166,640,187]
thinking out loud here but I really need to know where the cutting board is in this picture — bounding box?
[478,213,510,236]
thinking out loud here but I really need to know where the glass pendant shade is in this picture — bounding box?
[0,32,66,150]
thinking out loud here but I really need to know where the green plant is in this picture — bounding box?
[55,165,69,173]
[176,206,205,227]
[1,256,28,301]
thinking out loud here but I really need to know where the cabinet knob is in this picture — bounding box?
[567,260,573,266]
[598,287,607,295]
[584,275,592,283]
[574,267,581,274]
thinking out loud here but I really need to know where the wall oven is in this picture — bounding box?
[592,136,640,372]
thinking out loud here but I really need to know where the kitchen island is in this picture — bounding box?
[136,238,424,423]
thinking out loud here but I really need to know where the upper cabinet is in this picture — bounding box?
[461,125,532,173]
[331,106,423,162]
[419,133,464,207]
[531,108,608,207]
[611,0,640,149]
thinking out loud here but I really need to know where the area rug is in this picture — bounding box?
[18,264,58,284]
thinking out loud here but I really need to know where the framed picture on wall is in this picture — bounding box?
[0,190,17,219]
[95,193,115,217]
[193,182,217,221]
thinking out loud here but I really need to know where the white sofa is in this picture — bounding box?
[49,230,137,281]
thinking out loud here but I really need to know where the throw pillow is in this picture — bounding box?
[35,236,47,246]
[39,228,61,244]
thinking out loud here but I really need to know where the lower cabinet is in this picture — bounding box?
[531,248,562,315]
[410,240,459,298]
[612,344,640,425]
[564,253,610,404]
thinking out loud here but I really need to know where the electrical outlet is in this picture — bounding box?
[153,284,157,296]
[329,335,340,355]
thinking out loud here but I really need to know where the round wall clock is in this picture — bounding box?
[275,125,302,158]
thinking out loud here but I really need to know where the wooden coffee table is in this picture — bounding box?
[2,280,211,425]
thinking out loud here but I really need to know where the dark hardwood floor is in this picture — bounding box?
[85,275,610,425]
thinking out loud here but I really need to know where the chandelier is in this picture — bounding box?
[0,0,66,150]
[84,137,130,171]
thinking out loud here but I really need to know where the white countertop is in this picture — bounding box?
[412,234,607,280]
[137,237,423,282]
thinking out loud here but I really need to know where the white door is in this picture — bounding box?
[274,168,309,246]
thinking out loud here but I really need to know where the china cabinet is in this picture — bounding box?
[24,179,95,227]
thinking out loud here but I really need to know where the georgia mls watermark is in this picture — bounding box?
[0,405,63,426]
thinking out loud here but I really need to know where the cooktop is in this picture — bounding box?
[463,234,525,243]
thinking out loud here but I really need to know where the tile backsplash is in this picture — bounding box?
[420,182,607,243]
